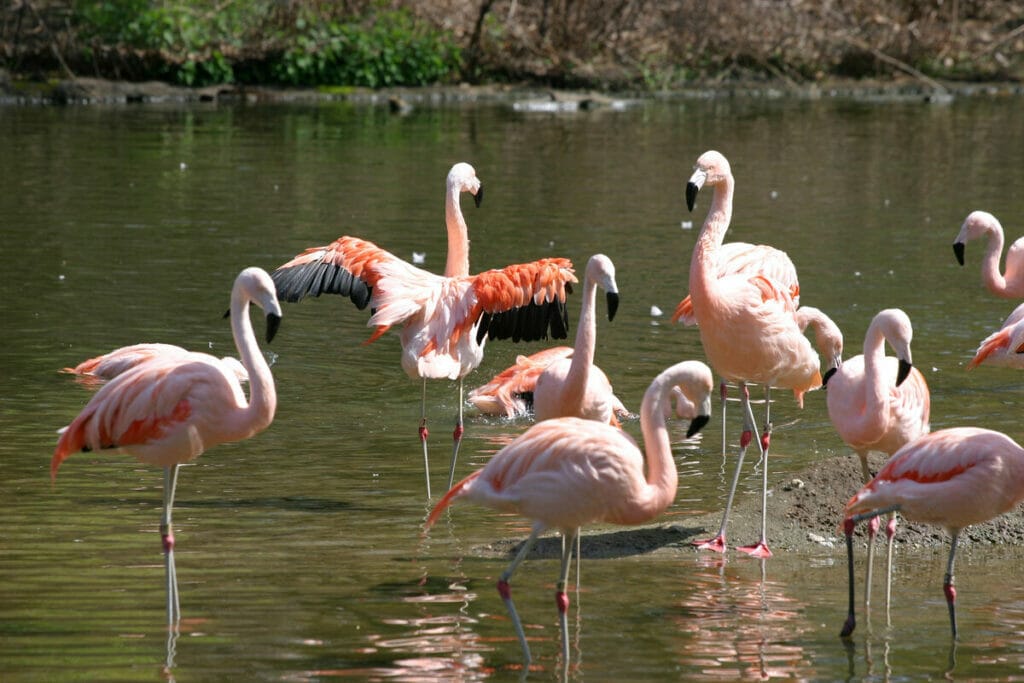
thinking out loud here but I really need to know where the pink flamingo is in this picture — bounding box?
[468,347,572,418]
[825,308,930,610]
[839,427,1024,639]
[425,360,713,666]
[797,306,844,385]
[952,210,1024,298]
[967,302,1024,369]
[673,238,800,455]
[685,150,821,558]
[51,266,282,626]
[270,163,576,496]
[63,342,248,386]
[533,254,622,426]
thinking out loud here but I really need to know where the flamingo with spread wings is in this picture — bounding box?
[271,163,576,496]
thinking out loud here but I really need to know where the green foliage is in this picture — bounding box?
[270,9,461,88]
[70,2,461,88]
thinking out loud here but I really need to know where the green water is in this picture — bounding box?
[3,94,1024,680]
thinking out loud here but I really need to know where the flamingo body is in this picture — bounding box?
[427,360,714,665]
[953,210,1024,298]
[533,254,622,426]
[63,342,248,386]
[968,302,1024,368]
[468,346,573,417]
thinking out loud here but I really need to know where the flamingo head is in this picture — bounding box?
[953,210,1001,265]
[686,150,731,212]
[448,162,483,207]
[586,254,619,322]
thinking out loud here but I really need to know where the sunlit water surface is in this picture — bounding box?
[3,94,1024,681]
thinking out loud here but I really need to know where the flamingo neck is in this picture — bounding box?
[851,324,891,442]
[230,290,276,441]
[617,368,679,524]
[980,225,1008,294]
[444,184,470,278]
[688,175,734,310]
[562,277,599,412]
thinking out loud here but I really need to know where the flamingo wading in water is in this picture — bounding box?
[967,302,1024,369]
[684,150,822,558]
[51,266,282,626]
[952,210,1024,298]
[533,254,622,426]
[63,342,248,387]
[840,427,1024,639]
[825,308,930,613]
[425,360,713,666]
[270,163,576,497]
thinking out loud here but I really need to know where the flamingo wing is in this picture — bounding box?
[270,236,401,310]
[468,347,573,417]
[471,258,577,344]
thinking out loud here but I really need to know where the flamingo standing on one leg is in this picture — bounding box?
[270,163,576,497]
[967,302,1024,369]
[673,240,800,456]
[839,427,1024,640]
[425,360,714,666]
[952,210,1024,298]
[51,267,282,626]
[684,150,822,559]
[533,254,622,426]
[825,308,930,612]
[62,342,249,387]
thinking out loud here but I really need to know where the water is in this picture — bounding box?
[3,93,1024,680]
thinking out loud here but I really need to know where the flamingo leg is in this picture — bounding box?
[447,379,465,489]
[695,382,758,553]
[498,526,542,666]
[885,513,897,626]
[864,515,879,609]
[719,379,728,456]
[945,531,961,640]
[840,517,857,638]
[556,529,577,667]
[419,378,431,499]
[161,465,181,626]
[737,387,771,558]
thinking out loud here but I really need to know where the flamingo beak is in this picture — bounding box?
[266,313,282,343]
[473,184,484,208]
[686,413,711,438]
[686,168,706,212]
[953,242,965,266]
[896,358,912,386]
[606,291,619,322]
[822,366,838,387]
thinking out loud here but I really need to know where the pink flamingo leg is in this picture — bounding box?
[446,379,465,489]
[863,514,880,608]
[885,513,898,625]
[419,378,431,499]
[555,529,577,666]
[497,526,542,667]
[695,383,760,553]
[737,387,772,558]
[719,380,728,456]
[161,465,181,626]
[840,517,857,638]
[945,531,961,639]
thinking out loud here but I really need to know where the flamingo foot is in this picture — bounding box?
[737,540,772,558]
[693,534,727,553]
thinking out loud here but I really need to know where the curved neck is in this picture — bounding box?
[849,324,891,441]
[444,184,470,278]
[688,175,734,307]
[617,369,679,523]
[562,277,599,411]
[980,226,1008,294]
[229,291,276,440]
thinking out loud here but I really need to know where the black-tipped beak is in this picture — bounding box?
[266,313,282,343]
[606,291,619,322]
[953,242,965,266]
[822,366,838,387]
[687,414,711,438]
[223,308,231,319]
[685,182,700,212]
[896,358,912,386]
[473,185,484,208]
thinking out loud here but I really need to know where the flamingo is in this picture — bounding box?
[825,308,930,612]
[684,150,821,558]
[952,210,1024,298]
[797,306,844,385]
[63,342,248,386]
[839,427,1024,640]
[967,302,1024,369]
[425,360,714,666]
[51,266,282,626]
[533,254,622,426]
[270,163,576,496]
